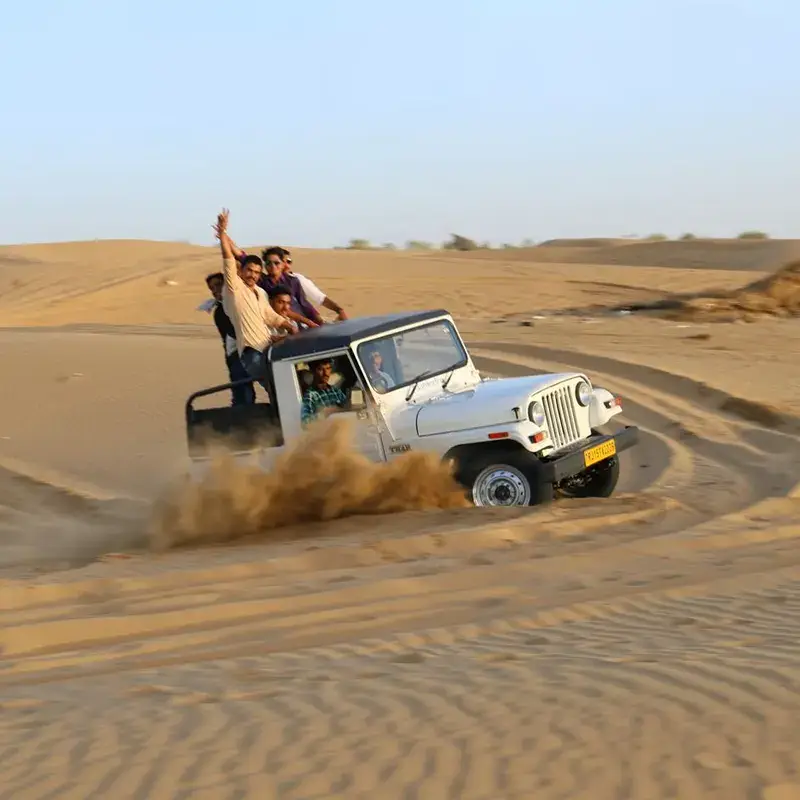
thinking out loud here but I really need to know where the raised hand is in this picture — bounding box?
[212,208,230,239]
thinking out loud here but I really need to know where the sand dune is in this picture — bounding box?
[1,238,799,798]
[460,237,800,272]
[0,237,779,327]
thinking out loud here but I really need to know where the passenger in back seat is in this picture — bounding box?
[201,272,255,406]
[266,285,299,337]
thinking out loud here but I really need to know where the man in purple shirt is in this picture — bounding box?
[259,247,324,328]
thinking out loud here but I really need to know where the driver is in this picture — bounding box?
[300,358,348,425]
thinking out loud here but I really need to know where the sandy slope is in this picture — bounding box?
[1,238,799,799]
[462,237,800,271]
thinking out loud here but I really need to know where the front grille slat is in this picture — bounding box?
[545,392,563,448]
[564,387,579,440]
[553,392,566,448]
[556,390,570,441]
[542,383,582,451]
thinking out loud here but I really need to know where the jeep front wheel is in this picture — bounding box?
[458,452,553,507]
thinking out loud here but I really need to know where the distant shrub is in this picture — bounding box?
[405,240,434,250]
[443,234,479,251]
[737,230,769,240]
[381,242,397,250]
[645,233,668,241]
[679,232,697,241]
[346,238,371,250]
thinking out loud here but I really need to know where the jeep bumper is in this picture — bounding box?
[539,425,639,483]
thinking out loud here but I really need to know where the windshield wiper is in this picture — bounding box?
[441,369,455,390]
[405,370,432,401]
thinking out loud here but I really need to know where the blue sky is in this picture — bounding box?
[2,0,797,247]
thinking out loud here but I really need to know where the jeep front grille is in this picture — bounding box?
[542,385,581,450]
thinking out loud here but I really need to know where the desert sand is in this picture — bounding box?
[0,236,799,799]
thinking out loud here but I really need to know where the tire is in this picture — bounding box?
[456,450,554,508]
[557,455,620,499]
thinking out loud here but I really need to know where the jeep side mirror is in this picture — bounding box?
[351,388,365,408]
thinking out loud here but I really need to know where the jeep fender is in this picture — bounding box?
[442,440,549,482]
[589,387,622,428]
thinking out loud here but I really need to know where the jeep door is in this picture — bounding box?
[291,352,387,463]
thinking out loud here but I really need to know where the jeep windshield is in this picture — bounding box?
[356,319,468,395]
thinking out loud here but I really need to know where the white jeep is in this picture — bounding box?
[185,309,639,506]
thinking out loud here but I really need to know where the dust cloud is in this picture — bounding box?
[0,418,469,573]
[667,259,800,321]
[148,416,470,551]
[0,485,147,574]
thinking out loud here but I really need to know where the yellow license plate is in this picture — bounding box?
[583,439,617,468]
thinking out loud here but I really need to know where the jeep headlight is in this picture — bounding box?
[528,400,545,426]
[575,381,592,407]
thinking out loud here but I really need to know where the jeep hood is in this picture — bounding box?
[414,373,579,437]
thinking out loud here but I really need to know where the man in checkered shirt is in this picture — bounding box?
[301,358,347,425]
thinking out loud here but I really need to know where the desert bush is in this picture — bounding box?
[679,232,697,240]
[405,240,434,250]
[737,230,769,240]
[346,238,371,250]
[442,234,479,251]
[646,233,668,241]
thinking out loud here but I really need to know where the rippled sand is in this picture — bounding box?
[0,238,799,799]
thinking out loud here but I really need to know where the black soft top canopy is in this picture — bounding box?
[269,309,451,361]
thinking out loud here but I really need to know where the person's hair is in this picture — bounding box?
[240,254,263,268]
[261,246,287,262]
[312,358,332,367]
[266,285,291,300]
[205,271,224,286]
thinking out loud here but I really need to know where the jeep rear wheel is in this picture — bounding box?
[457,451,553,507]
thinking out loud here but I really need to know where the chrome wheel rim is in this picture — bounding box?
[472,465,531,507]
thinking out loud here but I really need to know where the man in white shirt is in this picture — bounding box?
[212,209,295,391]
[279,248,348,321]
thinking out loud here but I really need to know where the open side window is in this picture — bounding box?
[291,352,371,414]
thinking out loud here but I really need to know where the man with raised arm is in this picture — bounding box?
[212,209,295,389]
